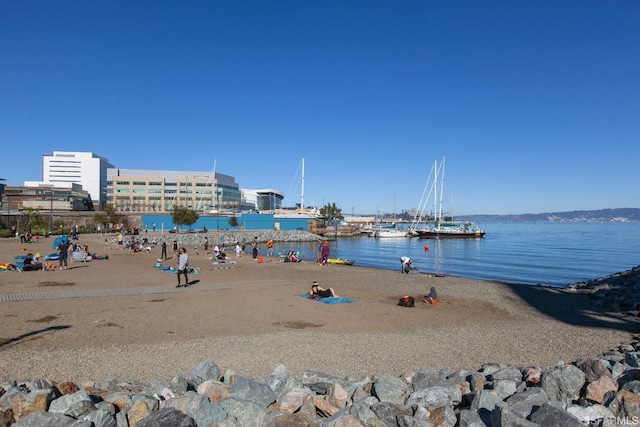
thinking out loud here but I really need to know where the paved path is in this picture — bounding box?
[0,280,291,303]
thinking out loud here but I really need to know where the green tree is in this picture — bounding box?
[20,208,43,234]
[172,207,199,232]
[320,203,343,234]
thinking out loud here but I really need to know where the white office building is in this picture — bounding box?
[42,151,113,209]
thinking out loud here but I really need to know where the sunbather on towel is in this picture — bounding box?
[310,281,338,298]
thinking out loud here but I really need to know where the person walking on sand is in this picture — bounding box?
[161,241,167,260]
[266,239,274,256]
[176,247,189,287]
[235,243,242,258]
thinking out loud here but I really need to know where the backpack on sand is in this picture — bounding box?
[398,295,415,307]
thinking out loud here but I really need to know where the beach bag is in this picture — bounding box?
[398,296,415,307]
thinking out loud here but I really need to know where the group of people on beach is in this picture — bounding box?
[20,252,48,271]
[164,238,434,306]
[15,236,71,271]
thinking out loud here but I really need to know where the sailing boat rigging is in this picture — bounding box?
[411,157,486,239]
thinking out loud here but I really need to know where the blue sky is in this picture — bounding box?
[2,1,638,216]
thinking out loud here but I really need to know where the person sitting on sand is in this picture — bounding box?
[22,253,43,271]
[310,281,338,298]
[423,286,437,304]
[33,253,47,270]
[286,250,299,262]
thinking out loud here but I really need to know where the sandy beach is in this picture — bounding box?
[0,233,637,384]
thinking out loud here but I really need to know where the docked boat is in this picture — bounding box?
[368,223,408,238]
[375,227,408,238]
[413,221,485,238]
[410,157,485,239]
[360,224,376,235]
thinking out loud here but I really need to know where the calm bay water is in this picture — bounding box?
[277,222,640,288]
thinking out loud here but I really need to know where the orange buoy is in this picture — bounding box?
[424,245,429,251]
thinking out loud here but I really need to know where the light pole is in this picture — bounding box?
[5,194,10,234]
[192,175,199,211]
[49,189,53,234]
[216,189,220,231]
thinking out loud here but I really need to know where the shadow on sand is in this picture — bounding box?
[0,325,71,348]
[508,283,640,333]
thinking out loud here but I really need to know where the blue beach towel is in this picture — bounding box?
[155,263,200,275]
[300,293,358,304]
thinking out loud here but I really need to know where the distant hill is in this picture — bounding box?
[458,208,640,223]
[385,208,640,223]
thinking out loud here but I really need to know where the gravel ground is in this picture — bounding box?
[0,233,637,384]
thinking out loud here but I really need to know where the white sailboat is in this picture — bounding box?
[371,193,408,238]
[374,223,408,238]
[412,157,485,239]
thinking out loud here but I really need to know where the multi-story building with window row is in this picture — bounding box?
[106,168,246,213]
[5,152,286,215]
[3,182,91,211]
[43,151,114,209]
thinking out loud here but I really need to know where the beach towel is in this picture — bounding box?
[155,263,200,275]
[300,293,358,304]
[211,261,237,266]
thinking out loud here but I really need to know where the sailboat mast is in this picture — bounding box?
[439,157,446,222]
[433,159,438,224]
[212,159,217,212]
[301,157,305,213]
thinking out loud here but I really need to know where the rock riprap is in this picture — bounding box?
[567,265,640,317]
[3,338,640,427]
